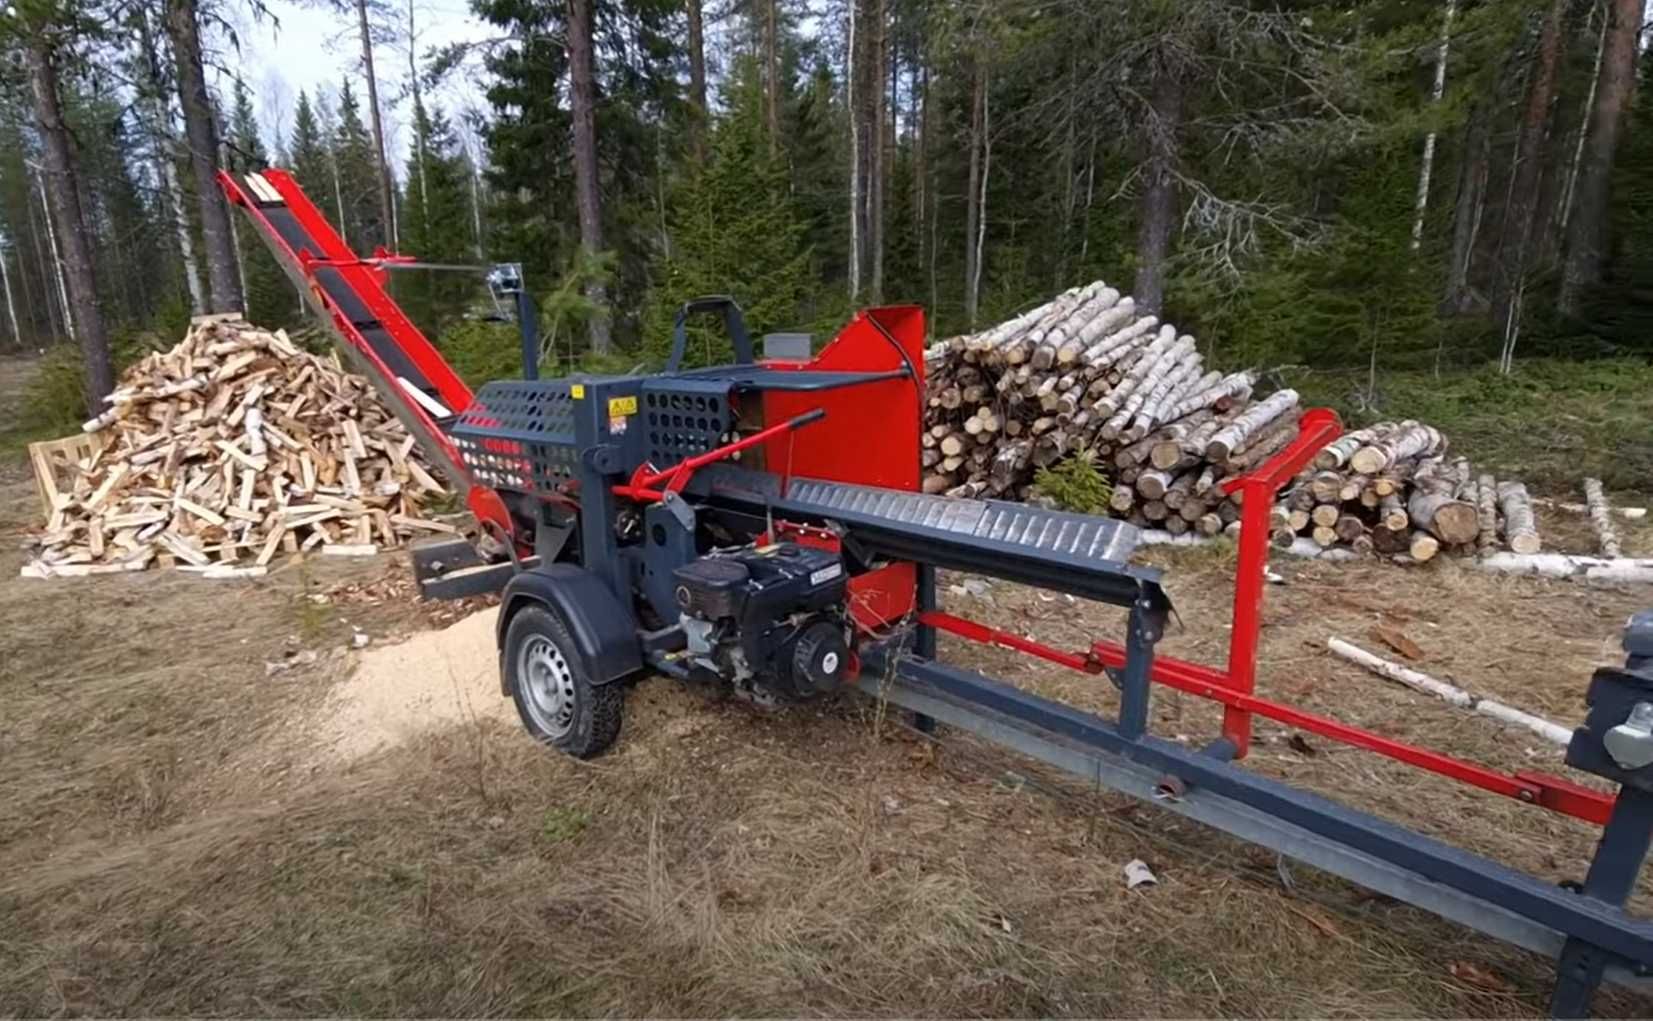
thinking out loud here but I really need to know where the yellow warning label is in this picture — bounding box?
[570,384,586,399]
[607,395,638,417]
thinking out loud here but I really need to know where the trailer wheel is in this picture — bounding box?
[504,605,623,758]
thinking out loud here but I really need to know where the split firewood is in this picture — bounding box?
[26,314,455,578]
[1496,480,1541,555]
[1583,478,1622,559]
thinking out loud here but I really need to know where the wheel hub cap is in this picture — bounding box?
[519,635,576,739]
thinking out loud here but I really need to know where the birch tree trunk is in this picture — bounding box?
[847,0,861,301]
[1410,0,1456,250]
[29,169,70,341]
[567,0,612,354]
[972,70,989,327]
[167,0,244,313]
[24,32,114,401]
[1444,100,1490,313]
[1555,3,1606,253]
[867,0,885,304]
[1559,0,1642,315]
[1133,57,1182,315]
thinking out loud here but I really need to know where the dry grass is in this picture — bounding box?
[3,367,1653,1014]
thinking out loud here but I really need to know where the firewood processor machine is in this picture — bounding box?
[221,167,1653,1015]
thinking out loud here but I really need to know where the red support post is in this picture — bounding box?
[1218,408,1342,759]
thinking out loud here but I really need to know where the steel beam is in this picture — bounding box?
[856,648,1653,996]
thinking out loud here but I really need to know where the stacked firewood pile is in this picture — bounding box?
[22,314,457,579]
[924,280,1284,537]
[1273,422,1540,561]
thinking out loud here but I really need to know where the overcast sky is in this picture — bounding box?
[219,0,492,170]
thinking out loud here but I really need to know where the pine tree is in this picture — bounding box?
[1583,49,1653,354]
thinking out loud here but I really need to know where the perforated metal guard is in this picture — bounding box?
[640,387,732,464]
[449,380,578,492]
[781,479,1140,564]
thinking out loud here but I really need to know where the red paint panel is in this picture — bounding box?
[762,307,926,628]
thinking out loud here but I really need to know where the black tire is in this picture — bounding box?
[503,605,623,758]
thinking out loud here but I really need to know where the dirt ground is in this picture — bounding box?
[4,356,1653,1015]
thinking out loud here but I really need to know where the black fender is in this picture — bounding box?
[496,565,643,695]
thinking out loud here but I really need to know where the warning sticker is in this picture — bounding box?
[608,395,638,417]
[570,384,586,399]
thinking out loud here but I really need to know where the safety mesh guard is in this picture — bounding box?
[641,389,732,464]
[449,381,578,492]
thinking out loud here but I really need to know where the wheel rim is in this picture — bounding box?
[518,634,577,739]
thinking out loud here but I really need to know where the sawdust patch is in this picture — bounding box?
[314,606,516,759]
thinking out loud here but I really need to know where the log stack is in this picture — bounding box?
[923,281,1285,535]
[926,284,1551,562]
[23,314,458,578]
[1266,422,1541,560]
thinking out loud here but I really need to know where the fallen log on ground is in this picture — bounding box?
[1326,638,1571,747]
[1583,478,1622,559]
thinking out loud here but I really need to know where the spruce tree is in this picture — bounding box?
[398,100,480,330]
[288,91,330,201]
[646,58,811,366]
[226,79,293,326]
[333,79,383,252]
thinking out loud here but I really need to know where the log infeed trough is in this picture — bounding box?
[215,166,1653,1017]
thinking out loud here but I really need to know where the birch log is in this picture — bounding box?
[1327,638,1571,747]
[1205,389,1299,461]
[1583,477,1622,558]
[1313,422,1396,471]
[1349,421,1445,475]
[1476,473,1499,553]
[1407,458,1478,545]
[1497,480,1541,554]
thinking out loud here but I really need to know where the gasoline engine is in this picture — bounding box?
[671,543,852,705]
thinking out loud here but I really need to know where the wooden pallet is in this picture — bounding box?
[27,432,107,518]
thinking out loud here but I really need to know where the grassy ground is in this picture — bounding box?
[3,425,1653,1013]
[6,353,1653,1016]
[1289,357,1653,493]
